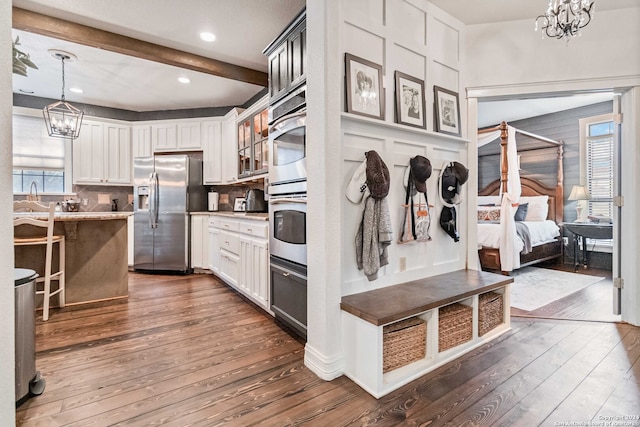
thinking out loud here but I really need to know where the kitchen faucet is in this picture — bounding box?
[28,181,39,201]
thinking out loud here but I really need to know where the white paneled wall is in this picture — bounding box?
[338,0,467,297]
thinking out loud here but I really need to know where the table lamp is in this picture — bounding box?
[568,185,591,222]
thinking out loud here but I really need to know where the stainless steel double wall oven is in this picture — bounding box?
[268,85,308,339]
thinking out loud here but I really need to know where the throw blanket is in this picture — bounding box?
[515,221,532,255]
[356,196,392,281]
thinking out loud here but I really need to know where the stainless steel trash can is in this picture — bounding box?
[15,268,45,406]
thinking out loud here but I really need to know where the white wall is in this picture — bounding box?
[305,0,470,379]
[337,0,468,294]
[1,3,16,424]
[465,8,640,92]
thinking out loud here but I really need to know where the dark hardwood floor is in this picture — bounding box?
[16,272,640,426]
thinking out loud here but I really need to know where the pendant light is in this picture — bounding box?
[43,50,84,139]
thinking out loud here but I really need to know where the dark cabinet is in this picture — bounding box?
[268,43,289,104]
[238,106,269,178]
[264,9,306,104]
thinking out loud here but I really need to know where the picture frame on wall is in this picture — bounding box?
[345,53,384,120]
[394,71,426,129]
[433,86,461,137]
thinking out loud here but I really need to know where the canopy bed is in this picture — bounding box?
[477,122,564,274]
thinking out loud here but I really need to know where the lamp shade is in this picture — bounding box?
[568,185,591,201]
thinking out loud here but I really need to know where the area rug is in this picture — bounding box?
[509,266,605,312]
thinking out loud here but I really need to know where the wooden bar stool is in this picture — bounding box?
[14,201,66,321]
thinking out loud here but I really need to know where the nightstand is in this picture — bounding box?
[561,222,613,271]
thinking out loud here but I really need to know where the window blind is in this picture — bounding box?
[586,123,614,218]
[13,115,65,169]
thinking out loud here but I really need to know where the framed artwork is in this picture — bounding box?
[394,71,425,129]
[345,53,384,120]
[433,86,461,136]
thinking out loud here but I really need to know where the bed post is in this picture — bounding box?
[556,144,564,223]
[500,121,509,195]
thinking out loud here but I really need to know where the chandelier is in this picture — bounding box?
[43,50,84,139]
[535,0,595,41]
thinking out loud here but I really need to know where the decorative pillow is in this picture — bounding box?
[520,196,549,221]
[478,207,501,221]
[526,204,548,221]
[514,203,528,221]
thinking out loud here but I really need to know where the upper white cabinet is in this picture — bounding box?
[222,108,242,183]
[131,125,152,158]
[73,119,131,185]
[151,123,178,152]
[177,122,202,150]
[202,120,222,184]
[152,120,203,152]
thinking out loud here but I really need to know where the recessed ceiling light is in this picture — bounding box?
[70,87,83,94]
[178,77,191,84]
[200,32,216,42]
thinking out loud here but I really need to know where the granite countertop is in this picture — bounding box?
[14,211,133,221]
[191,211,269,221]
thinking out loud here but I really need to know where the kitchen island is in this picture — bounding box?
[14,212,131,308]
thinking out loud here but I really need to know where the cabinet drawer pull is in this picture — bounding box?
[282,272,290,277]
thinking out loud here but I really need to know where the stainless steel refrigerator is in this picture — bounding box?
[133,155,206,272]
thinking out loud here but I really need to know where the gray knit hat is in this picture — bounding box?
[365,150,390,199]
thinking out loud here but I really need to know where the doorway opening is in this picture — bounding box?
[477,92,620,323]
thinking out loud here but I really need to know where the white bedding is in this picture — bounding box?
[477,220,560,250]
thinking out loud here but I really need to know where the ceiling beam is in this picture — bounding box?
[12,7,268,87]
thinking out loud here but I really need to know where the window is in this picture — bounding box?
[584,116,614,218]
[13,170,64,193]
[13,112,71,194]
[580,113,614,249]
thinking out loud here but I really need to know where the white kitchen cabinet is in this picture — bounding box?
[103,124,132,184]
[131,125,152,158]
[152,123,178,151]
[222,109,242,183]
[208,215,270,311]
[219,249,240,287]
[239,236,269,308]
[177,122,202,150]
[73,119,131,185]
[202,120,222,184]
[208,220,220,274]
[190,215,209,270]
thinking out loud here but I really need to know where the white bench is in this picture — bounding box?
[340,269,513,398]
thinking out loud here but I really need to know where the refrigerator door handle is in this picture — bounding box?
[149,172,159,228]
[153,172,160,228]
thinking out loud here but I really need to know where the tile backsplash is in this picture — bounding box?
[14,180,266,213]
[13,185,134,212]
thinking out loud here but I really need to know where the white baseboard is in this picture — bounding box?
[303,343,344,381]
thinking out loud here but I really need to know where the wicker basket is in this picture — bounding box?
[438,303,472,352]
[382,317,426,373]
[478,291,504,336]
